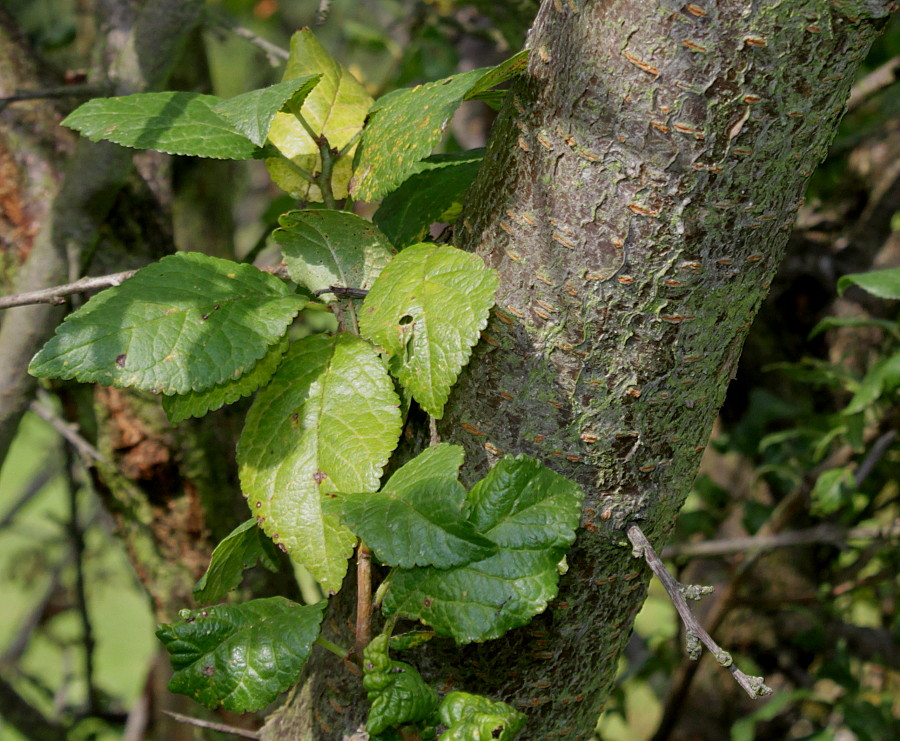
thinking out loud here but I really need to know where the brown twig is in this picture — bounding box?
[0,270,136,310]
[627,524,772,700]
[163,711,261,739]
[356,542,373,661]
[662,521,899,559]
[847,56,900,112]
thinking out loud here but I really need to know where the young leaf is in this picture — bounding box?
[273,210,395,296]
[237,333,402,594]
[213,75,322,147]
[363,635,439,736]
[266,29,374,201]
[359,244,498,418]
[382,455,583,644]
[193,519,280,604]
[373,151,483,248]
[837,267,900,300]
[29,253,304,395]
[351,52,527,202]
[157,598,326,713]
[62,92,261,159]
[843,351,900,415]
[438,691,526,741]
[340,444,496,568]
[350,68,484,202]
[163,337,289,423]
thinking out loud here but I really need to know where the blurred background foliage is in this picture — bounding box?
[0,1,897,740]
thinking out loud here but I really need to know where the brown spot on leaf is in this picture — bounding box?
[115,354,127,368]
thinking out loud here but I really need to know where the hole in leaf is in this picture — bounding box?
[399,315,414,326]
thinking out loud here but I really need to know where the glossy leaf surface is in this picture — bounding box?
[383,456,583,643]
[157,598,325,712]
[363,635,438,735]
[437,691,526,741]
[837,267,900,300]
[341,444,496,568]
[29,253,304,394]
[359,244,497,418]
[237,333,401,593]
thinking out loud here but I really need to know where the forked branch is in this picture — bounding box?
[626,524,773,700]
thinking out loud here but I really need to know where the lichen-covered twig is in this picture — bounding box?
[626,524,772,700]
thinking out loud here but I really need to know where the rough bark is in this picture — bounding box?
[267,1,895,739]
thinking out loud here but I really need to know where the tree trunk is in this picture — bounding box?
[267,1,895,738]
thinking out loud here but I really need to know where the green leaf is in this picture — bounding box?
[350,69,484,202]
[844,351,900,415]
[157,598,325,713]
[29,253,304,394]
[808,316,900,340]
[463,49,529,100]
[193,520,280,604]
[383,455,583,644]
[359,244,498,418]
[837,267,900,299]
[352,52,527,202]
[373,151,483,248]
[213,75,322,147]
[273,210,395,295]
[62,92,261,159]
[810,467,856,516]
[341,444,496,568]
[438,691,526,741]
[163,337,289,423]
[266,29,374,201]
[237,333,402,594]
[363,635,439,735]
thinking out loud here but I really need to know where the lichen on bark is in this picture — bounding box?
[269,1,895,739]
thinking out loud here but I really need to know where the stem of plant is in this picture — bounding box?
[315,635,350,660]
[356,541,373,661]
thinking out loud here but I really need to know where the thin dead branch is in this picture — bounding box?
[627,524,773,700]
[0,270,137,310]
[847,56,900,112]
[163,710,261,739]
[29,398,106,466]
[662,521,899,559]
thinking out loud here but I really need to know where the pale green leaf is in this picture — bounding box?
[350,69,484,202]
[29,253,304,394]
[351,52,527,201]
[373,151,483,248]
[266,30,373,201]
[62,92,261,159]
[810,467,855,516]
[383,455,583,644]
[273,210,395,295]
[844,351,900,415]
[237,333,402,594]
[213,75,322,147]
[157,598,325,712]
[359,244,498,417]
[193,520,280,604]
[163,337,289,423]
[340,444,496,568]
[837,267,900,299]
